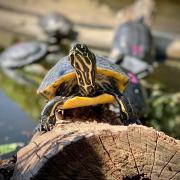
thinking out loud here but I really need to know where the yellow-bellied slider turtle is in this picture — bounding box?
[110,19,155,64]
[111,20,154,61]
[0,41,62,85]
[39,12,74,44]
[110,19,179,75]
[37,43,140,131]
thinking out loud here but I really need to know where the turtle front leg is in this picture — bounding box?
[38,96,65,132]
[114,93,141,125]
[96,89,141,125]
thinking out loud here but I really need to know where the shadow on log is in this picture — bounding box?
[12,122,180,180]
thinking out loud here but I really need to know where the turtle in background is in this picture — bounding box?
[37,43,145,132]
[110,18,155,79]
[39,12,77,45]
[0,12,76,85]
[0,41,64,85]
[124,71,148,118]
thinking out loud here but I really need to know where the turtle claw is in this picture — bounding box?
[123,118,141,125]
[56,119,71,126]
[38,115,56,132]
[39,121,55,132]
[36,124,42,132]
[38,96,66,132]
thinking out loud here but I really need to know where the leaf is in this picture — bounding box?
[0,142,24,155]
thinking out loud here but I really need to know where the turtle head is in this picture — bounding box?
[69,43,96,96]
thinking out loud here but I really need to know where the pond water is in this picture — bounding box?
[0,71,44,157]
[0,91,35,158]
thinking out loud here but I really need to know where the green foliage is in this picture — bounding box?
[146,86,180,139]
[0,143,24,155]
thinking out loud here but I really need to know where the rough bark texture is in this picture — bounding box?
[0,157,16,180]
[12,122,180,180]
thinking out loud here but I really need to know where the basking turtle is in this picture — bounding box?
[110,19,154,63]
[37,43,141,132]
[0,41,62,85]
[110,19,155,78]
[124,72,148,118]
[39,12,74,44]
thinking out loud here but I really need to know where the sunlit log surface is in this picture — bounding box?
[12,122,180,180]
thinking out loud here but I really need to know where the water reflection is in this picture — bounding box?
[0,91,36,158]
[0,71,44,120]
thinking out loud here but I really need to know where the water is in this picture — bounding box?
[0,70,44,158]
[0,91,36,158]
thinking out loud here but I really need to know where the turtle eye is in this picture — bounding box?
[83,51,87,56]
[76,44,81,49]
[81,44,88,51]
[82,47,86,51]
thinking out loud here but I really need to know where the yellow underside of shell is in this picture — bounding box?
[60,94,115,109]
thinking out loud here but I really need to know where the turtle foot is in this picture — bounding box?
[123,118,141,125]
[37,123,55,132]
[38,115,56,132]
[56,119,71,124]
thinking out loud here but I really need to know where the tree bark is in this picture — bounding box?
[12,122,180,180]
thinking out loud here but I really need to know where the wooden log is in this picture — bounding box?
[12,122,180,180]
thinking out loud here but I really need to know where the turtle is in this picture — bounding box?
[37,43,141,132]
[110,19,155,76]
[0,41,63,85]
[124,72,148,118]
[39,12,75,44]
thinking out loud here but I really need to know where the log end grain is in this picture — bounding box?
[12,122,180,180]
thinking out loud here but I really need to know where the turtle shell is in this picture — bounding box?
[37,55,129,100]
[112,20,154,62]
[0,42,48,68]
[39,12,73,37]
[124,72,148,117]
